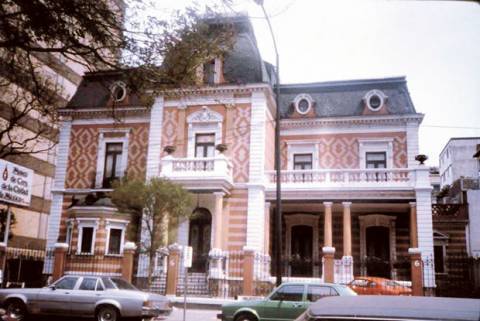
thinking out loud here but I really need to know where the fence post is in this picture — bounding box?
[408,248,424,296]
[243,247,255,296]
[122,242,137,283]
[52,243,69,281]
[165,244,181,296]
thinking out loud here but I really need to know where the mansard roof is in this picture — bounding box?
[278,76,418,118]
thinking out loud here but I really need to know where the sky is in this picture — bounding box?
[149,0,480,166]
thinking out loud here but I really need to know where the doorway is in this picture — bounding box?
[365,226,391,278]
[188,208,212,273]
[290,225,313,276]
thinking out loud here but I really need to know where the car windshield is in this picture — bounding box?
[108,277,138,290]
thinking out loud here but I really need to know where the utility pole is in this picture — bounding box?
[253,0,282,286]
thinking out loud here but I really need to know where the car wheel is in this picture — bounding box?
[96,305,119,321]
[234,313,257,321]
[5,300,27,321]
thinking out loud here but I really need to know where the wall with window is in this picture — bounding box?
[280,132,407,170]
[65,123,149,189]
[160,102,252,183]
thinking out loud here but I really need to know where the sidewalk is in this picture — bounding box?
[168,295,260,309]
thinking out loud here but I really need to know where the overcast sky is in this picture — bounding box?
[151,0,480,166]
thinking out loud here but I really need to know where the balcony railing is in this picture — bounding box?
[160,155,233,192]
[265,168,414,188]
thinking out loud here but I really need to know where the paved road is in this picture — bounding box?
[26,308,220,321]
[163,307,220,321]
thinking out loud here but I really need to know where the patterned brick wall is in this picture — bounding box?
[225,189,248,251]
[227,105,251,182]
[161,108,179,157]
[265,110,275,171]
[281,132,407,170]
[66,123,149,189]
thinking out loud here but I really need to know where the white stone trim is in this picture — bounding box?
[105,219,128,255]
[249,91,267,183]
[246,186,266,251]
[415,189,435,287]
[358,214,397,278]
[146,97,164,179]
[66,219,74,253]
[45,120,72,271]
[164,94,250,108]
[359,138,394,169]
[406,122,420,168]
[72,117,149,125]
[285,214,320,277]
[76,218,99,255]
[287,142,318,170]
[94,129,130,188]
[187,106,223,158]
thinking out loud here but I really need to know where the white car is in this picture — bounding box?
[0,275,172,321]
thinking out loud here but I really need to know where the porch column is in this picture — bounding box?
[342,202,352,256]
[323,202,335,283]
[213,192,225,249]
[409,202,418,248]
[209,192,225,279]
[341,202,354,283]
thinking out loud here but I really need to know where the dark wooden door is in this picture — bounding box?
[366,226,391,278]
[188,208,212,273]
[291,225,313,276]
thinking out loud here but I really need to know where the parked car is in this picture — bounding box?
[295,295,480,321]
[348,276,412,295]
[217,282,356,321]
[0,275,172,321]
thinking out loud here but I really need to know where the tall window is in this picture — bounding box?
[195,134,215,158]
[434,245,446,274]
[203,59,216,85]
[79,227,94,254]
[293,154,313,170]
[66,224,73,254]
[103,142,123,187]
[107,228,123,255]
[366,152,387,168]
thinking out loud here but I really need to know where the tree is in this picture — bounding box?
[0,0,234,158]
[111,177,193,286]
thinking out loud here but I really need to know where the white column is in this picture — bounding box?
[138,96,164,277]
[415,165,435,287]
[246,185,266,251]
[212,192,225,250]
[248,91,267,184]
[406,121,420,168]
[146,96,164,179]
[44,119,72,274]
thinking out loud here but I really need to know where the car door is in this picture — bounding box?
[349,279,369,295]
[306,285,339,303]
[261,284,306,321]
[37,276,79,315]
[69,277,103,316]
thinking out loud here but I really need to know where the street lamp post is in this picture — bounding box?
[253,0,282,286]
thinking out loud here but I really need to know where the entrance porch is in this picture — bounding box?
[270,201,419,283]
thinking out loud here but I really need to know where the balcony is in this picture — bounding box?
[160,155,233,193]
[265,168,417,191]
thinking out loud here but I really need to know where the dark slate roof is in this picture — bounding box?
[279,76,417,118]
[308,296,480,321]
[66,15,271,109]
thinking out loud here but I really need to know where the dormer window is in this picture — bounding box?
[293,94,314,115]
[364,89,387,111]
[203,58,222,85]
[111,81,127,102]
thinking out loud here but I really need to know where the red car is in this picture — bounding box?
[348,277,412,295]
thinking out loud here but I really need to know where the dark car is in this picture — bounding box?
[296,295,480,321]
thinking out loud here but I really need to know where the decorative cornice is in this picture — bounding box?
[158,83,273,98]
[281,114,424,130]
[59,106,149,119]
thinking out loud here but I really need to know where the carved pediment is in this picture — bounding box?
[187,106,223,123]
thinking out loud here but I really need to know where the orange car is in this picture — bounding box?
[348,277,412,295]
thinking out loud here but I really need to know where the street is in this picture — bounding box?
[163,307,220,321]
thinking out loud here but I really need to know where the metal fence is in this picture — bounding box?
[4,247,49,288]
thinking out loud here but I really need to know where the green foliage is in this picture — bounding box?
[111,177,193,249]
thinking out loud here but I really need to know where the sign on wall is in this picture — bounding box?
[0,159,33,207]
